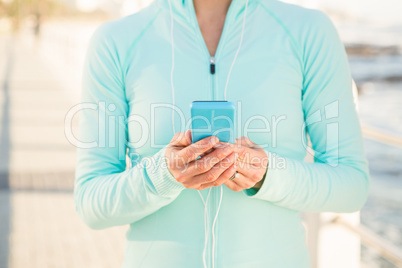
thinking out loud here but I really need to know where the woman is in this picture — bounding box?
[74,0,370,267]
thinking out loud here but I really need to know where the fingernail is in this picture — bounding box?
[210,136,219,145]
[213,142,223,149]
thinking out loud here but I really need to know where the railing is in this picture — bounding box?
[362,124,402,149]
[324,126,402,268]
[305,114,402,267]
[330,216,402,267]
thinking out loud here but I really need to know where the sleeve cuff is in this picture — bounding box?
[145,146,186,197]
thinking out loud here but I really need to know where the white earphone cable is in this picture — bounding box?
[198,189,212,267]
[211,185,223,268]
[167,0,249,267]
[168,0,176,136]
[224,0,249,100]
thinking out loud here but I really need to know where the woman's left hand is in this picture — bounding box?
[224,136,269,192]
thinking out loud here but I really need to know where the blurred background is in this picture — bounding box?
[0,0,401,267]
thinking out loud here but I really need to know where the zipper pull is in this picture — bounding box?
[210,57,216,75]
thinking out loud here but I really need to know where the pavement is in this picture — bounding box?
[0,27,127,268]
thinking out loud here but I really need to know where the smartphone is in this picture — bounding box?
[190,101,236,144]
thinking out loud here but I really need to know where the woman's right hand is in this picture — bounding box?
[165,130,237,190]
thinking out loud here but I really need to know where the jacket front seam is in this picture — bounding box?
[256,1,304,77]
[122,7,163,82]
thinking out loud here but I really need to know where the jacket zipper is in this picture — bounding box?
[210,57,216,75]
[209,56,217,268]
[210,57,216,99]
[187,1,238,267]
[188,0,236,100]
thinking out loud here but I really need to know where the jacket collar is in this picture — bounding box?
[157,0,256,28]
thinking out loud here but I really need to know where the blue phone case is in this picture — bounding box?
[191,101,236,143]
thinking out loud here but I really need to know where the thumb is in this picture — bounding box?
[185,129,192,144]
[170,130,192,147]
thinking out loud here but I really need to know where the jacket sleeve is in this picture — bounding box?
[243,11,370,213]
[74,23,185,230]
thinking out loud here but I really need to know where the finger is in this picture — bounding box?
[224,172,256,191]
[235,162,265,182]
[233,145,268,165]
[235,136,264,151]
[190,152,236,186]
[185,129,192,144]
[169,131,192,147]
[223,178,242,192]
[198,141,230,158]
[199,148,214,158]
[235,136,255,147]
[233,145,256,163]
[197,163,237,190]
[186,143,234,175]
[178,136,219,163]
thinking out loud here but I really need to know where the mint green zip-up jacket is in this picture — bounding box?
[74,0,370,267]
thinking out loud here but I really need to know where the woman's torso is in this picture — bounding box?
[103,0,321,266]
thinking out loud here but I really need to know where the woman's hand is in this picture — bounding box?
[224,136,269,192]
[166,130,237,190]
